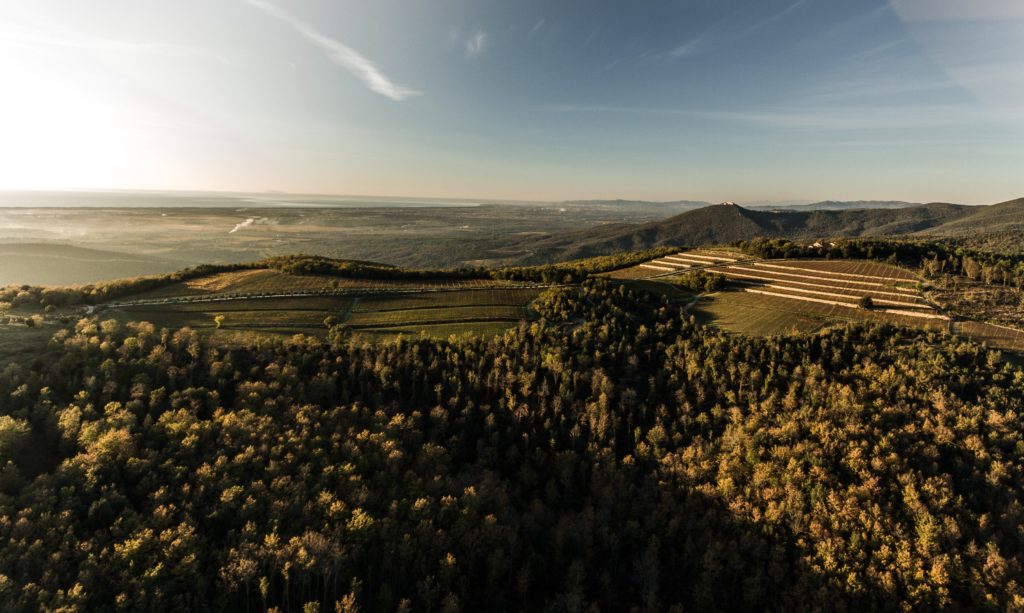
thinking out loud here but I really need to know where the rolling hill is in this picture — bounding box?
[0,243,186,286]
[518,198,1023,262]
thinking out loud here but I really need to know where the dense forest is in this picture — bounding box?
[1,280,1023,610]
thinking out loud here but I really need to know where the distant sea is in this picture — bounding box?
[0,190,489,209]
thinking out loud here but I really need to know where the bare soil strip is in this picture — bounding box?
[675,253,737,263]
[653,260,693,269]
[662,256,714,265]
[639,263,678,271]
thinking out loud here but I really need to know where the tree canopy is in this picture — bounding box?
[0,281,1022,610]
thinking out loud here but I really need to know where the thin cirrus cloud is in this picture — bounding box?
[668,37,703,58]
[242,0,419,101]
[660,0,806,61]
[528,19,546,39]
[465,30,487,57]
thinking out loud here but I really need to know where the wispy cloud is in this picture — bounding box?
[528,19,546,40]
[736,0,808,37]
[465,30,487,57]
[797,74,963,104]
[658,1,806,61]
[243,0,419,101]
[669,37,703,58]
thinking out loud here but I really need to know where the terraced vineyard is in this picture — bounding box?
[695,291,948,337]
[715,259,939,320]
[955,321,1024,354]
[604,249,750,279]
[688,258,1024,352]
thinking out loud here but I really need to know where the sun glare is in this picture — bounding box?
[0,62,150,189]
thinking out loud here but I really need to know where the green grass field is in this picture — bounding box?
[694,291,949,337]
[693,288,1024,353]
[694,292,834,336]
[0,324,58,366]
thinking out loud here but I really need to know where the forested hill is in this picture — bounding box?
[518,198,1024,262]
[2,280,1024,610]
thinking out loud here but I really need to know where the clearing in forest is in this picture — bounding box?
[106,287,542,342]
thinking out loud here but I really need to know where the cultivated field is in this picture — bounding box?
[955,321,1024,353]
[0,324,55,366]
[694,258,945,337]
[714,259,939,319]
[131,269,529,300]
[107,286,542,342]
[685,258,1024,350]
[345,289,541,339]
[694,291,947,337]
[351,288,541,312]
[761,259,918,281]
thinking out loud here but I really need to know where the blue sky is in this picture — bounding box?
[0,0,1021,203]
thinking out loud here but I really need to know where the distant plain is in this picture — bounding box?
[0,191,694,285]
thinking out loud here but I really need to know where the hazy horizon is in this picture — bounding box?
[0,187,1017,209]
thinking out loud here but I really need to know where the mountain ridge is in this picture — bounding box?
[517,198,1023,262]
